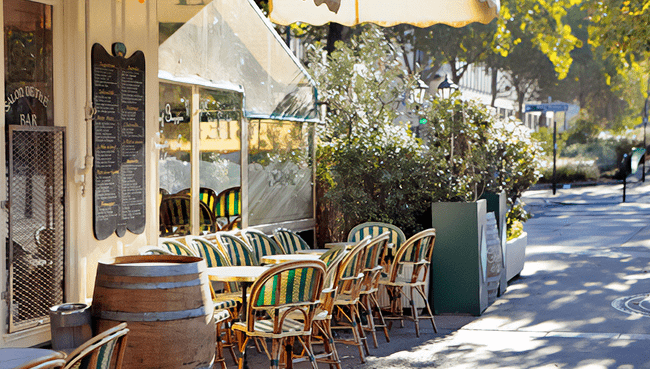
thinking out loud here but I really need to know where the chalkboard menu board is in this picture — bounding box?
[92,43,146,240]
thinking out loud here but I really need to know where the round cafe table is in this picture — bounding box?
[0,348,64,369]
[260,254,322,265]
[324,241,356,249]
[295,248,328,255]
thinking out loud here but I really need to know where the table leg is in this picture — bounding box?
[240,282,251,369]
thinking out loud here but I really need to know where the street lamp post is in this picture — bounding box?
[413,79,428,137]
[437,75,459,99]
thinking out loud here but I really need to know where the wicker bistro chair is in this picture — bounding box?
[159,194,217,236]
[273,228,310,254]
[15,352,66,369]
[187,236,243,362]
[232,260,326,369]
[331,236,372,363]
[359,232,391,347]
[348,222,406,253]
[287,244,348,369]
[215,231,259,266]
[214,187,242,231]
[379,228,437,337]
[241,229,285,261]
[63,323,129,369]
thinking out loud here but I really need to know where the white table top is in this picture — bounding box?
[207,266,269,283]
[260,254,322,265]
[0,348,63,369]
[324,241,356,249]
[295,249,328,255]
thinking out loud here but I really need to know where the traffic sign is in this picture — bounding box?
[524,102,569,112]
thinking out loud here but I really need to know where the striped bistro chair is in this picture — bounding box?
[215,231,259,266]
[273,228,310,254]
[331,236,372,363]
[319,244,347,268]
[359,232,391,347]
[215,187,241,231]
[307,244,348,369]
[185,236,241,307]
[63,323,129,369]
[187,236,241,361]
[232,260,326,369]
[159,238,196,256]
[241,229,285,261]
[347,222,407,250]
[159,194,217,236]
[379,228,437,337]
[177,187,221,229]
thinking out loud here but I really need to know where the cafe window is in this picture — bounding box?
[248,119,313,226]
[159,80,243,236]
[4,0,54,126]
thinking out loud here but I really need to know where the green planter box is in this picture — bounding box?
[430,200,489,316]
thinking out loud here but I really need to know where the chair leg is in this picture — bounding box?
[236,335,249,369]
[333,306,366,363]
[270,338,283,369]
[361,295,379,348]
[369,291,390,343]
[215,320,227,369]
[315,319,342,369]
[222,318,239,363]
[352,304,370,356]
[410,286,421,337]
[415,284,437,333]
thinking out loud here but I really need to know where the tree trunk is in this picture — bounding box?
[490,68,498,107]
[326,23,344,54]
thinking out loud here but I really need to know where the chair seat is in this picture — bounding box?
[232,318,310,338]
[287,307,330,322]
[379,276,426,287]
[334,292,359,306]
[213,298,239,311]
[214,309,231,323]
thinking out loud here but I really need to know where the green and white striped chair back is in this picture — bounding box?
[347,222,406,249]
[242,229,284,261]
[216,232,259,266]
[159,239,195,256]
[388,229,437,283]
[63,323,129,369]
[252,261,325,308]
[273,228,310,254]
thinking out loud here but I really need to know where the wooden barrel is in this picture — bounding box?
[91,255,215,369]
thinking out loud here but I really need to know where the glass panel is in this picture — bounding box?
[158,0,317,121]
[158,82,192,236]
[248,119,313,225]
[4,0,54,126]
[198,88,242,195]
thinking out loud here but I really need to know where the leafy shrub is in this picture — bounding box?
[538,162,600,183]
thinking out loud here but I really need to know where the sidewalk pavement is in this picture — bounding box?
[245,180,650,368]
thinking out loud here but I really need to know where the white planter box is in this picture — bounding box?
[505,231,527,281]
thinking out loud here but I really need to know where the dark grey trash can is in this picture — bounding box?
[49,303,92,352]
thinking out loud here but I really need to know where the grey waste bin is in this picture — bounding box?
[49,303,92,352]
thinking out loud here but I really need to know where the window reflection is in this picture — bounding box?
[158,82,243,236]
[248,119,314,226]
[4,0,53,126]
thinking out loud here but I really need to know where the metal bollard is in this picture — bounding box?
[49,303,92,352]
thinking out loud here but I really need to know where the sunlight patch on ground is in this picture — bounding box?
[604,282,631,292]
[575,359,615,368]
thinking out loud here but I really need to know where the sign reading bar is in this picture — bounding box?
[92,42,146,240]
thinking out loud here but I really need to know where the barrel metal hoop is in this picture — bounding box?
[95,278,202,290]
[94,306,211,322]
[97,261,205,277]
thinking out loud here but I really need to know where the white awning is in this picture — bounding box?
[269,0,500,28]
